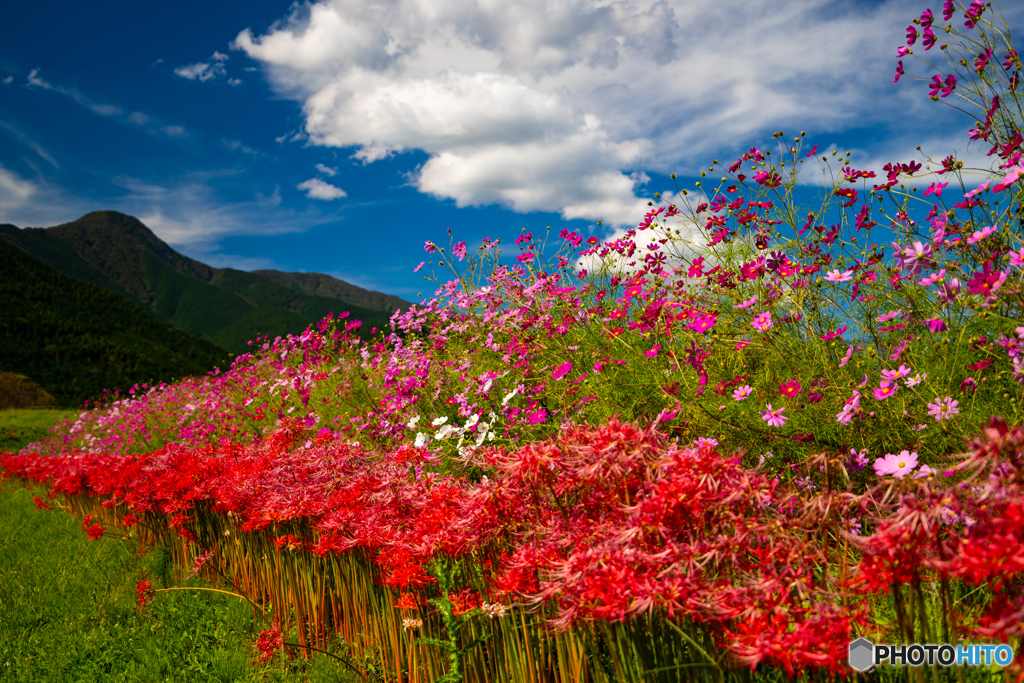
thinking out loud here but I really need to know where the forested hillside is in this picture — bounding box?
[0,239,231,407]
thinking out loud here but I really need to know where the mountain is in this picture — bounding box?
[0,211,411,354]
[0,238,232,408]
[252,270,409,314]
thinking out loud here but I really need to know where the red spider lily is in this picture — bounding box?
[254,628,285,663]
[136,579,154,608]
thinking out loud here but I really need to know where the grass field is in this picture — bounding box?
[0,409,76,453]
[0,409,356,682]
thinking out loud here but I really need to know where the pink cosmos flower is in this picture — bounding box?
[839,345,854,367]
[732,385,753,401]
[919,269,946,286]
[734,296,758,309]
[735,339,751,351]
[526,407,548,424]
[874,450,919,478]
[914,465,935,479]
[873,380,898,400]
[850,448,869,470]
[824,269,854,283]
[688,315,717,333]
[927,396,959,421]
[821,325,848,341]
[994,164,1024,192]
[938,278,961,303]
[894,60,905,83]
[645,344,661,359]
[452,241,468,262]
[551,362,572,380]
[759,403,787,428]
[1009,247,1024,268]
[875,309,902,323]
[413,261,425,273]
[922,182,947,197]
[964,180,990,197]
[881,364,912,381]
[424,241,438,253]
[966,225,997,244]
[924,317,947,333]
[751,312,773,332]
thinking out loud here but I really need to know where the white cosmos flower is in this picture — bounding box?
[414,432,429,448]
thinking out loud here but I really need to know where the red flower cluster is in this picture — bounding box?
[6,413,1024,675]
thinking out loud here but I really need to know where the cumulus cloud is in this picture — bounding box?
[315,163,337,176]
[2,76,13,85]
[230,0,1000,227]
[297,177,347,199]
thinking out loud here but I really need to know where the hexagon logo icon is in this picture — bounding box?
[848,638,875,672]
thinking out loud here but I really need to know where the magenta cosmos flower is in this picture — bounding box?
[751,312,773,332]
[874,450,919,478]
[778,380,801,398]
[873,380,898,400]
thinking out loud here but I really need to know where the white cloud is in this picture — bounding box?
[223,138,258,155]
[297,177,347,199]
[212,51,230,62]
[24,68,188,140]
[174,61,227,82]
[233,0,1024,227]
[0,120,59,169]
[162,125,187,138]
[315,163,337,176]
[2,76,12,85]
[0,164,36,211]
[227,78,243,86]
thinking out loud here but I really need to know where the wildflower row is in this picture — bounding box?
[4,416,1024,680]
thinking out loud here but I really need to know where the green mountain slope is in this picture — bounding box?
[252,269,409,314]
[1,211,409,354]
[0,239,231,408]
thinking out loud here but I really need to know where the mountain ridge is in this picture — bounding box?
[1,211,411,354]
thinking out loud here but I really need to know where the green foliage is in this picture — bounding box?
[0,240,232,408]
[416,561,493,683]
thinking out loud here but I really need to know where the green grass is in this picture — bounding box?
[0,410,357,682]
[0,409,78,452]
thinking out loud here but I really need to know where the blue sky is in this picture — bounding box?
[1,0,1019,299]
